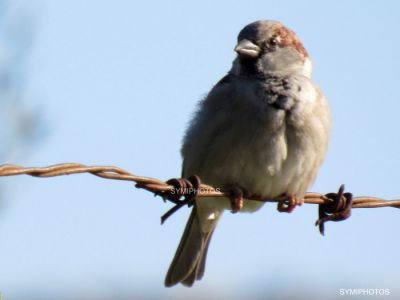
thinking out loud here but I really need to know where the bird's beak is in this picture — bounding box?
[235,39,261,59]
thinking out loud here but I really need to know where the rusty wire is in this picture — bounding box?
[1,162,399,234]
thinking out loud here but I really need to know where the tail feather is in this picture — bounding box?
[165,206,216,287]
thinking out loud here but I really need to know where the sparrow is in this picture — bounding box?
[165,20,331,287]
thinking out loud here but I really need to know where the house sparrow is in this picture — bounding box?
[165,20,331,287]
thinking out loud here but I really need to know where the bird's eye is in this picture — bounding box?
[269,37,278,46]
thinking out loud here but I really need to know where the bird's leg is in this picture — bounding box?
[223,185,248,213]
[277,193,304,213]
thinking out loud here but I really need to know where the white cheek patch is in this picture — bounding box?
[302,58,313,78]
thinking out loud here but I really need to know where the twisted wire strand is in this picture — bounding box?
[1,162,399,209]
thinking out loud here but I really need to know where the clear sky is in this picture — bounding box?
[1,0,400,299]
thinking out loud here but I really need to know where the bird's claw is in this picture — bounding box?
[223,185,248,213]
[277,194,304,213]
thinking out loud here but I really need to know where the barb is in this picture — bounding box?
[1,163,400,234]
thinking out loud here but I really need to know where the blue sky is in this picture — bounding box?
[1,0,400,299]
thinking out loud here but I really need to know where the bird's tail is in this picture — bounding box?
[165,205,217,287]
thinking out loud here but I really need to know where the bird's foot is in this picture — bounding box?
[223,185,250,213]
[277,194,304,213]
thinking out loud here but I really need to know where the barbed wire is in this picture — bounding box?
[1,162,399,234]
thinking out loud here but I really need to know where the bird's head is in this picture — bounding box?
[232,20,312,78]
